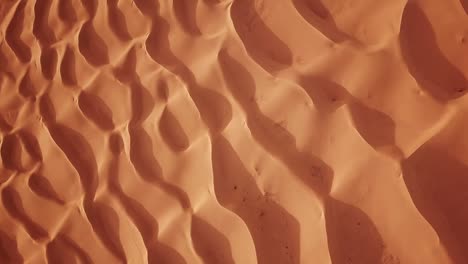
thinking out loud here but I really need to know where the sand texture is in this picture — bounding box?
[0,0,467,263]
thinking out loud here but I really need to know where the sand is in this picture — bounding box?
[0,0,467,263]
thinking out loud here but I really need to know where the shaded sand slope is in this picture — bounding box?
[0,0,467,263]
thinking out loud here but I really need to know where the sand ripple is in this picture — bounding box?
[0,0,467,263]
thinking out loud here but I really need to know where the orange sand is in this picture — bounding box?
[0,0,467,263]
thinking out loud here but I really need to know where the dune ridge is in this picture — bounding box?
[0,0,467,263]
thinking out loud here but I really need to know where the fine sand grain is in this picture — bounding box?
[0,0,467,263]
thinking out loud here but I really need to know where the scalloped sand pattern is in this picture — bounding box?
[0,0,467,263]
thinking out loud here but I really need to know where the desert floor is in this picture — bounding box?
[0,0,467,263]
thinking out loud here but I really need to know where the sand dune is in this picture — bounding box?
[0,0,467,263]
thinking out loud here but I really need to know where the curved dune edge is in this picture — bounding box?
[0,0,467,263]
